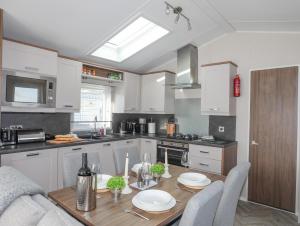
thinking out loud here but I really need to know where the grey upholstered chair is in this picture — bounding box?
[177,181,224,226]
[213,162,251,226]
[63,152,100,187]
[113,146,140,175]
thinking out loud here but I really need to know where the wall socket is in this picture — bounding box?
[218,126,225,133]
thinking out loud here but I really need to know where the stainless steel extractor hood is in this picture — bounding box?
[171,44,201,89]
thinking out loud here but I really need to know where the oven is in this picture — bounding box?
[1,70,56,108]
[157,140,189,167]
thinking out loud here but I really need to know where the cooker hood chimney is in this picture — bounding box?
[172,44,200,89]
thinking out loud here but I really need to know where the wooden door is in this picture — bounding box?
[249,66,298,212]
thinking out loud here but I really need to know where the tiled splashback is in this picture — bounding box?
[209,115,236,141]
[1,112,71,135]
[175,98,209,135]
[112,113,174,134]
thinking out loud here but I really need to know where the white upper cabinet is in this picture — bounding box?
[141,72,175,114]
[2,40,58,77]
[56,57,82,112]
[112,72,140,113]
[201,62,237,116]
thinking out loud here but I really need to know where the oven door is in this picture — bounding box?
[2,70,56,108]
[157,145,187,166]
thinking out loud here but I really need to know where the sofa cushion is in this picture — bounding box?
[37,209,83,226]
[32,194,57,211]
[32,194,83,226]
[0,195,45,226]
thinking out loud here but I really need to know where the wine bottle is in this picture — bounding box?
[78,153,91,176]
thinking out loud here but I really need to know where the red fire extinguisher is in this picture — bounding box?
[233,74,240,97]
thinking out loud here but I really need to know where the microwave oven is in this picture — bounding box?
[1,70,56,108]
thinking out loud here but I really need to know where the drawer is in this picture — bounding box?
[190,155,222,174]
[189,144,222,161]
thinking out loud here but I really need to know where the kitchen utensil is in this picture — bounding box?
[123,209,150,221]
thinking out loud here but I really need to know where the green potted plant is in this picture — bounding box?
[150,163,165,182]
[107,176,126,202]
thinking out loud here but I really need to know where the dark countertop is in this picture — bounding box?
[0,134,237,155]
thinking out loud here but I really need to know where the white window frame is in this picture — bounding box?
[71,83,112,132]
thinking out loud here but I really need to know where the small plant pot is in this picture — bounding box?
[110,189,122,202]
[153,173,161,183]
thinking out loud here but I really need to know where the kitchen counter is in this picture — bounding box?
[0,134,237,155]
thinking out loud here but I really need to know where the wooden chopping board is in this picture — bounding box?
[47,138,83,144]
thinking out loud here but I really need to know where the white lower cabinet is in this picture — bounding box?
[97,142,115,176]
[57,143,116,188]
[113,139,139,174]
[1,149,58,193]
[139,138,157,163]
[189,144,222,175]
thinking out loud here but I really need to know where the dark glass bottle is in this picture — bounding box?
[78,153,91,176]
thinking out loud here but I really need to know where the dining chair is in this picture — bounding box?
[113,146,140,175]
[177,181,224,226]
[213,162,251,226]
[63,152,100,187]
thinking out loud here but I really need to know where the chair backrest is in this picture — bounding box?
[113,146,140,175]
[213,162,251,226]
[179,181,224,226]
[63,152,100,187]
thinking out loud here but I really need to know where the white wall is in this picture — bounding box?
[149,31,300,215]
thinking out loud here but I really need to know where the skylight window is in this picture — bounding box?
[91,17,169,62]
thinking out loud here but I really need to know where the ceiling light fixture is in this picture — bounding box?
[164,1,192,31]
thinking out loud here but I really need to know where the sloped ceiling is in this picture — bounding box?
[0,0,299,73]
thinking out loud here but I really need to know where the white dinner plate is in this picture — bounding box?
[132,189,176,212]
[179,172,207,182]
[177,176,211,187]
[97,174,112,189]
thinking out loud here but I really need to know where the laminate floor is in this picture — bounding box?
[235,201,300,226]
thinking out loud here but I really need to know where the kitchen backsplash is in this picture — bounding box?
[209,115,236,141]
[175,98,209,135]
[112,113,174,134]
[1,112,71,135]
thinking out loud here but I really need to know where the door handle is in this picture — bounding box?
[103,143,111,147]
[26,153,40,157]
[72,147,82,151]
[251,140,259,146]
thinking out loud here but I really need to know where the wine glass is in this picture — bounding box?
[181,151,191,168]
[142,152,152,164]
[90,163,102,186]
[141,162,152,186]
[141,153,152,186]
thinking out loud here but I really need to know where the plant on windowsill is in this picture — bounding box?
[150,163,165,182]
[107,176,126,202]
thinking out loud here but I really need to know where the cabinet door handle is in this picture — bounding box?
[209,107,219,111]
[126,140,133,144]
[103,143,111,147]
[125,108,135,111]
[64,105,73,108]
[26,153,40,157]
[200,151,209,154]
[72,147,82,151]
[25,66,39,72]
[145,140,152,143]
[199,163,209,167]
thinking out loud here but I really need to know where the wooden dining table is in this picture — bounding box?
[48,165,225,226]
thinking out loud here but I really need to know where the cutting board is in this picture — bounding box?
[47,138,83,144]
